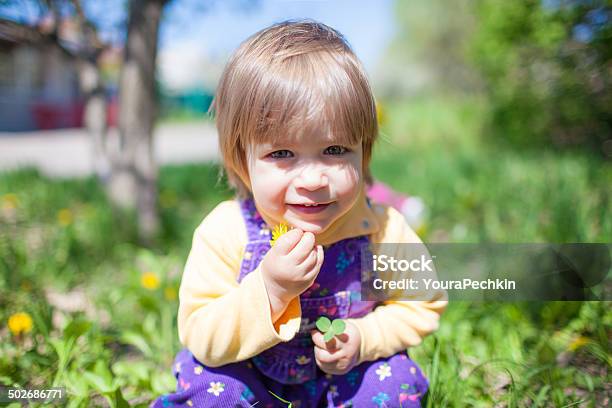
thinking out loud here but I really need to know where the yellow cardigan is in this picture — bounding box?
[177,197,447,368]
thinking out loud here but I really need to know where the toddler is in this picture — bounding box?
[152,20,446,408]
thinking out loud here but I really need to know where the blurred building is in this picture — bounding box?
[157,42,219,120]
[0,18,84,131]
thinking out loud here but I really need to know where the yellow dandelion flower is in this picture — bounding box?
[164,286,177,300]
[141,272,160,290]
[8,312,33,336]
[567,336,590,351]
[2,193,19,210]
[270,223,289,247]
[57,208,73,226]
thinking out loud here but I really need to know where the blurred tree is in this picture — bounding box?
[71,0,112,182]
[381,0,481,98]
[108,0,168,242]
[470,0,611,153]
[387,0,611,155]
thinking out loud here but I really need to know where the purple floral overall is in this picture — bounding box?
[151,199,429,408]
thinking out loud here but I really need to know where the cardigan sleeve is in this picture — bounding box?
[346,205,448,364]
[177,200,302,367]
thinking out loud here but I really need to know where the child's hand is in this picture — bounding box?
[261,229,324,314]
[311,320,361,375]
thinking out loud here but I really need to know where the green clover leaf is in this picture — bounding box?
[315,316,331,332]
[316,316,346,342]
[331,318,346,334]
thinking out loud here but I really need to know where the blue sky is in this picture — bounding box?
[157,0,396,90]
[160,0,396,71]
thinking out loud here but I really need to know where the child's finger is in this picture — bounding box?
[315,244,324,270]
[273,228,303,254]
[311,330,338,351]
[313,343,340,364]
[299,248,318,270]
[304,244,325,281]
[289,231,315,261]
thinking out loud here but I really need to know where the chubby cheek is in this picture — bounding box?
[248,162,288,213]
[332,163,362,202]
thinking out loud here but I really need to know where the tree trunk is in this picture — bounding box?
[72,0,111,182]
[110,0,166,243]
[79,59,110,181]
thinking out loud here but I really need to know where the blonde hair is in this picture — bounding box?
[212,20,378,196]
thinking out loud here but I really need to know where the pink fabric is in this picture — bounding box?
[366,181,408,212]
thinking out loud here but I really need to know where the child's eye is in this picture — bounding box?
[324,145,348,155]
[268,150,294,159]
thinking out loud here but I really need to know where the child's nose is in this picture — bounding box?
[294,167,329,191]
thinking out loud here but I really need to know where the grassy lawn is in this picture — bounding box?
[1,97,610,406]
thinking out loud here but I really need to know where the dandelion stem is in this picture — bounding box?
[267,390,292,407]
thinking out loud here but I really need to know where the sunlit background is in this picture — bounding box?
[1,0,610,406]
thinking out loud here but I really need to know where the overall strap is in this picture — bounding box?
[239,198,270,243]
[237,198,271,283]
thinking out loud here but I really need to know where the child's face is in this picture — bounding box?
[247,132,362,234]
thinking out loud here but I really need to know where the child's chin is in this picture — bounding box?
[290,220,329,234]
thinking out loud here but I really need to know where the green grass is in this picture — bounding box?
[374,95,611,243]
[1,96,610,406]
[0,164,232,407]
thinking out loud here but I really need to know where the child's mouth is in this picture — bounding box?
[287,202,331,214]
